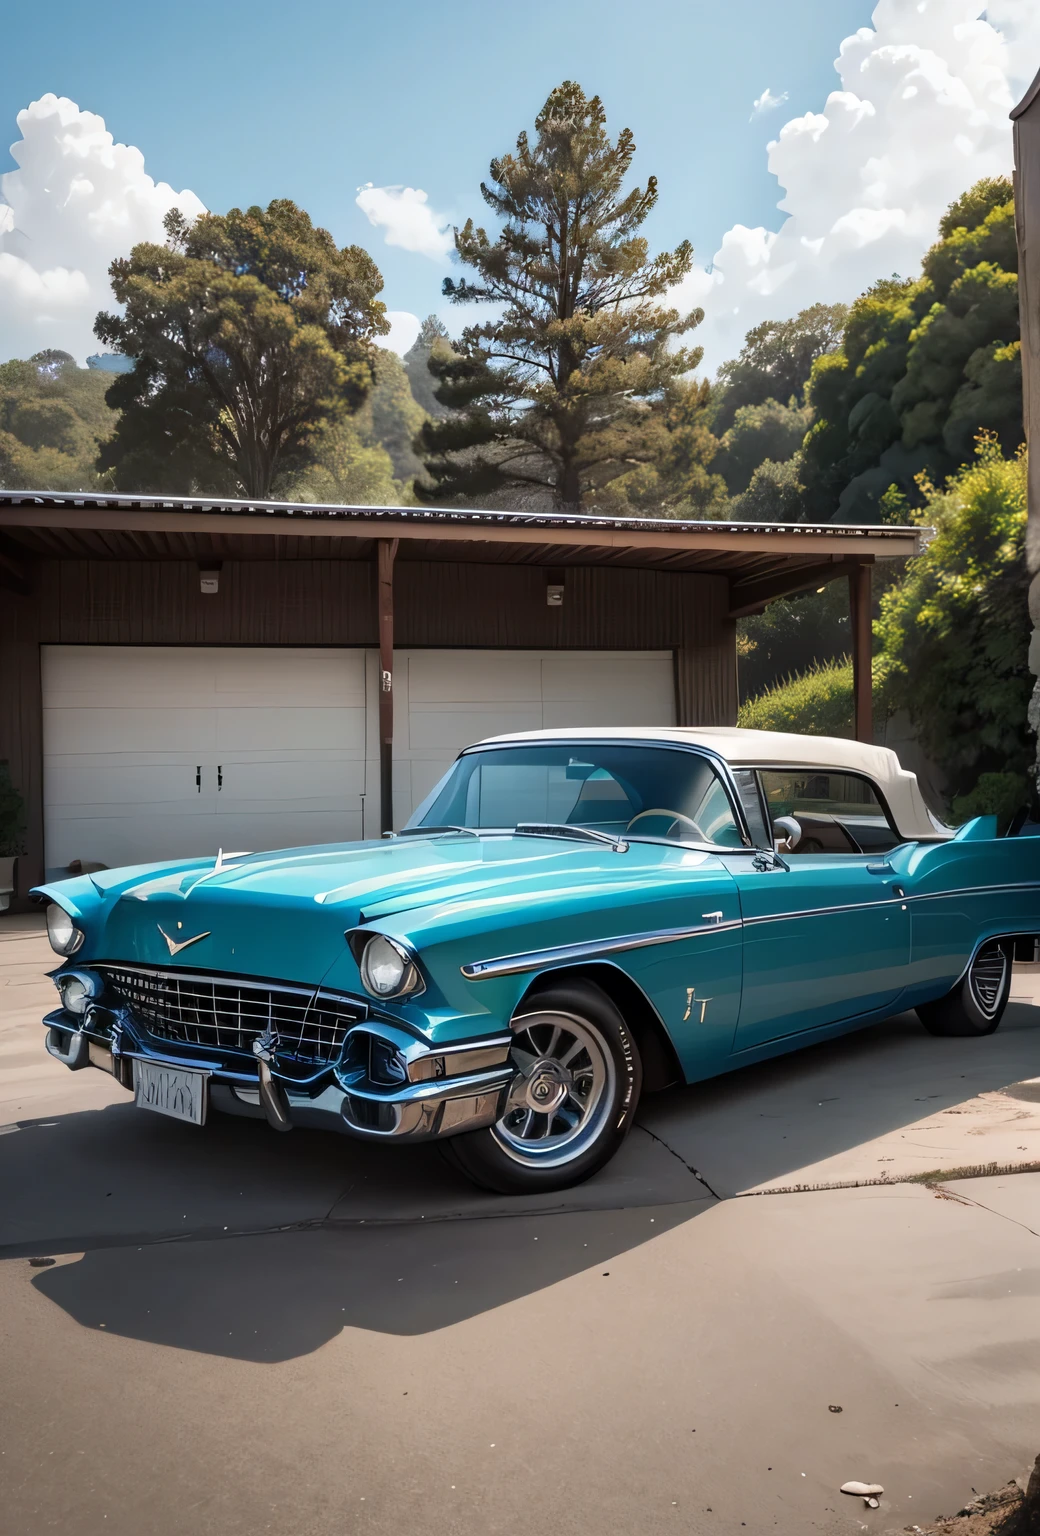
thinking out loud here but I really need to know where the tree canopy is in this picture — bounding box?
[875,436,1030,810]
[801,178,1022,523]
[711,303,847,437]
[0,351,114,492]
[95,200,389,499]
[418,81,701,510]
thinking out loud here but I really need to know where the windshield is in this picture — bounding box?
[408,744,748,848]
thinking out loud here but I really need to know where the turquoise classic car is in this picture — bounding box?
[34,728,1040,1194]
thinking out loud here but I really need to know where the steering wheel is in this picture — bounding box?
[626,808,706,842]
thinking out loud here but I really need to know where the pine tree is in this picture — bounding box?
[417,82,701,510]
[404,316,454,419]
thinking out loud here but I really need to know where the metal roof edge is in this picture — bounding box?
[0,488,925,542]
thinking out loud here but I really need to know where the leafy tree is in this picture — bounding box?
[404,316,454,419]
[95,200,389,499]
[711,303,847,436]
[802,178,1023,523]
[875,436,1031,808]
[586,377,728,519]
[277,418,401,506]
[418,81,701,510]
[728,455,805,523]
[737,582,851,701]
[0,351,115,492]
[714,397,811,495]
[357,347,427,485]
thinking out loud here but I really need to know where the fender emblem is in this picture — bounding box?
[683,987,713,1024]
[157,924,211,956]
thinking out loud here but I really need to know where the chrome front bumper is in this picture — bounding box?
[44,1008,515,1142]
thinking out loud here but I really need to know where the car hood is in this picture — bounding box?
[36,834,725,986]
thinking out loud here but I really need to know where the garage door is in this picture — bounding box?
[42,647,375,874]
[42,646,675,874]
[393,650,676,826]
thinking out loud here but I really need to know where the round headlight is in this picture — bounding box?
[58,973,91,1015]
[360,934,418,998]
[46,903,84,957]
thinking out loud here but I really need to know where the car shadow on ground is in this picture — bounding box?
[5,1002,1040,1360]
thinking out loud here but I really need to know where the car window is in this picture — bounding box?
[758,769,900,854]
[730,768,771,849]
[413,744,747,848]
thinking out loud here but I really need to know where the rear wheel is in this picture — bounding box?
[442,980,642,1195]
[917,939,1012,1038]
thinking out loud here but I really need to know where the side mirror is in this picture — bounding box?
[773,815,802,853]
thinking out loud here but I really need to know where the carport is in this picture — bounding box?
[0,491,924,891]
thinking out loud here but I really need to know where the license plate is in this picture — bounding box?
[132,1059,208,1126]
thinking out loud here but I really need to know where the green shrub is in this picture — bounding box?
[875,435,1030,803]
[950,771,1033,830]
[738,657,862,738]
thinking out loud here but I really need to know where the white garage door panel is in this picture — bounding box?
[405,650,544,704]
[392,650,676,829]
[43,647,371,874]
[45,708,218,755]
[211,650,367,707]
[214,706,367,753]
[216,759,367,802]
[43,648,208,708]
[406,706,545,752]
[44,762,205,808]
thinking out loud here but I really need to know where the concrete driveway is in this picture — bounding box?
[2,913,1040,1536]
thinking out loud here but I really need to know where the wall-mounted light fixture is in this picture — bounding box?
[546,583,564,607]
[199,562,222,595]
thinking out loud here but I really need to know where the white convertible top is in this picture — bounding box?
[478,726,948,841]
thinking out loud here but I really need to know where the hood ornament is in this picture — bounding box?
[157,924,211,956]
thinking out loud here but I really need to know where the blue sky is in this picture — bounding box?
[0,0,874,329]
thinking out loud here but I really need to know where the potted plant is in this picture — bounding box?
[0,762,27,912]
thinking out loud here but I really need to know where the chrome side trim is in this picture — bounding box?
[741,896,908,927]
[461,878,1040,981]
[906,881,1040,902]
[461,919,743,980]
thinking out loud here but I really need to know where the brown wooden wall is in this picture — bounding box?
[0,558,737,893]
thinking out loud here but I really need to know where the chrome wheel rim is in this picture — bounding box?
[969,941,1008,1018]
[494,1011,615,1169]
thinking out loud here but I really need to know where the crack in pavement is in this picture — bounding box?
[0,1191,715,1262]
[634,1119,722,1200]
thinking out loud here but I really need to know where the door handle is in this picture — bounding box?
[217,765,223,791]
[195,766,201,793]
[867,861,904,897]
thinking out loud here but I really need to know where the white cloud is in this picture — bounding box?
[751,87,789,119]
[0,93,205,364]
[356,183,454,260]
[382,309,421,356]
[678,0,1040,374]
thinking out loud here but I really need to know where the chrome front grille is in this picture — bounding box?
[99,965,365,1066]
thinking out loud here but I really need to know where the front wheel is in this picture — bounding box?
[917,939,1013,1037]
[442,980,642,1195]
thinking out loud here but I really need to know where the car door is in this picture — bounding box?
[719,767,911,1049]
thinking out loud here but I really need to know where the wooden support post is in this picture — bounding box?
[377,538,398,835]
[849,562,873,744]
